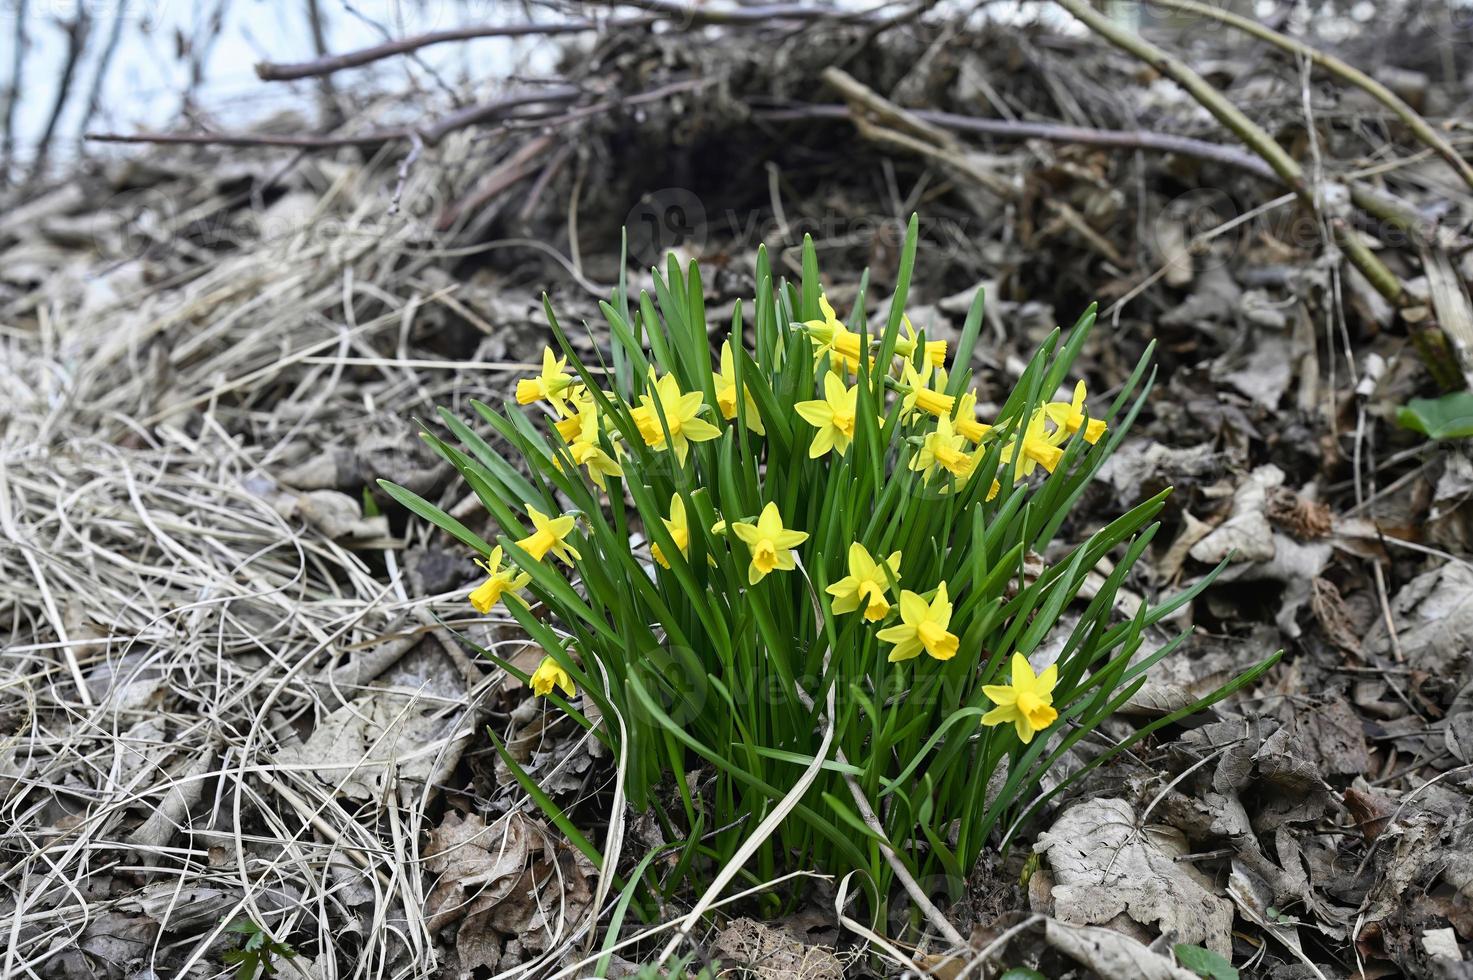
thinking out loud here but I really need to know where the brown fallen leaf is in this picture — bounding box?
[1034,797,1234,956]
[1044,919,1199,980]
[425,810,595,978]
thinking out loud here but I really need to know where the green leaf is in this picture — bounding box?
[1397,391,1473,440]
[377,479,492,556]
[1174,943,1239,980]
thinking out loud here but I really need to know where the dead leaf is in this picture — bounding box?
[1367,562,1473,676]
[293,489,391,541]
[76,912,159,979]
[1035,797,1234,956]
[425,810,596,979]
[273,692,464,799]
[1043,919,1198,980]
[1310,578,1363,655]
[1096,441,1220,505]
[1292,697,1370,778]
[1215,327,1293,410]
[1191,464,1283,564]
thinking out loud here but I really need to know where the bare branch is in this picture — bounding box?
[255,17,654,82]
[756,101,1280,182]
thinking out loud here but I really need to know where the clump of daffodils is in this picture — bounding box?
[383,219,1274,919]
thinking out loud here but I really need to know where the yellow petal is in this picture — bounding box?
[897,590,928,625]
[774,529,808,549]
[809,426,835,458]
[755,502,783,539]
[875,623,913,644]
[886,638,924,662]
[981,704,1019,727]
[682,417,721,442]
[730,521,760,545]
[981,684,1018,706]
[794,400,834,428]
[1010,652,1035,691]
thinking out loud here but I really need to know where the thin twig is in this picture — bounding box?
[87,87,583,150]
[755,102,1280,181]
[256,17,656,80]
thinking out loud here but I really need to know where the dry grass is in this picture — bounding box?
[0,145,607,978]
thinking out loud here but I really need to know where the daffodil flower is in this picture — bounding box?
[892,315,947,368]
[952,391,993,444]
[795,373,864,458]
[999,409,1064,478]
[801,294,845,343]
[809,323,868,375]
[629,371,722,464]
[468,546,530,613]
[516,505,581,564]
[714,341,765,435]
[981,652,1058,744]
[652,493,713,569]
[827,543,902,621]
[900,360,956,419]
[731,502,808,585]
[530,655,576,698]
[911,415,978,484]
[802,295,871,375]
[516,347,580,415]
[876,582,960,662]
[1044,380,1107,446]
[553,397,623,489]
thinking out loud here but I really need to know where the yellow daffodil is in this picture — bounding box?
[876,582,959,662]
[468,546,530,613]
[802,295,872,375]
[714,341,765,435]
[530,655,576,698]
[629,371,722,464]
[999,410,1064,478]
[900,360,956,419]
[827,543,902,621]
[516,505,581,564]
[794,373,873,458]
[1044,380,1107,446]
[553,397,623,489]
[981,652,1058,744]
[953,391,993,444]
[814,325,868,375]
[731,502,808,585]
[801,294,844,343]
[892,315,947,368]
[516,346,580,415]
[911,414,978,483]
[652,493,695,569]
